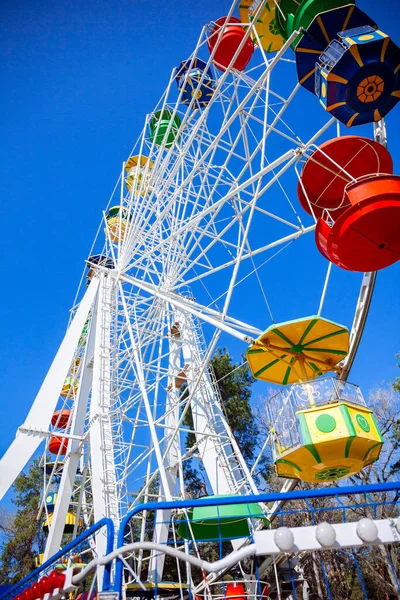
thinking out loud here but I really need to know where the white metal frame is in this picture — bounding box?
[0,3,381,590]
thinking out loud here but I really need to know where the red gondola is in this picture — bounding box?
[298,136,393,219]
[316,175,400,271]
[51,410,71,429]
[48,436,68,455]
[225,583,246,600]
[207,17,254,72]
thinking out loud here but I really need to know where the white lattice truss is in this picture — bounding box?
[0,3,380,585]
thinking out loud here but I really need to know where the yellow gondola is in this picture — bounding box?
[239,0,285,53]
[268,377,383,482]
[125,155,154,196]
[105,205,132,243]
[60,375,79,397]
[246,315,349,384]
[42,512,83,534]
[126,582,189,597]
[34,552,87,568]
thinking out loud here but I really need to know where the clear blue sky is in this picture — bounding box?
[0,0,399,469]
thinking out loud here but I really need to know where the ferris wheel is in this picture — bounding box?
[1,0,400,597]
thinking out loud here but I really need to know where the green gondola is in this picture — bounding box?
[178,496,268,540]
[275,0,354,46]
[149,110,181,148]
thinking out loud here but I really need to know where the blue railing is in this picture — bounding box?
[3,481,400,600]
[113,481,400,596]
[0,518,114,600]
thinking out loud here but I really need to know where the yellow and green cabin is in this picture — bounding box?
[268,378,383,482]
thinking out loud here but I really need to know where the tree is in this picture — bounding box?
[393,353,400,394]
[182,348,270,497]
[0,458,42,584]
[350,383,400,485]
[210,348,258,464]
[0,508,15,542]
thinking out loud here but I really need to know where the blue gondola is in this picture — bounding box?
[315,26,400,127]
[86,254,114,286]
[44,491,73,510]
[45,491,58,510]
[87,254,114,269]
[45,462,81,476]
[175,58,214,109]
[295,5,376,92]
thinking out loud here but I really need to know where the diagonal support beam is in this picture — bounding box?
[43,283,99,561]
[0,278,99,502]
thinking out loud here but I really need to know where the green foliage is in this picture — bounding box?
[212,348,271,483]
[182,461,208,498]
[211,348,256,463]
[393,353,400,393]
[390,354,400,474]
[0,458,42,584]
[182,348,270,495]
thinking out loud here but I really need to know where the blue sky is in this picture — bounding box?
[0,0,399,476]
